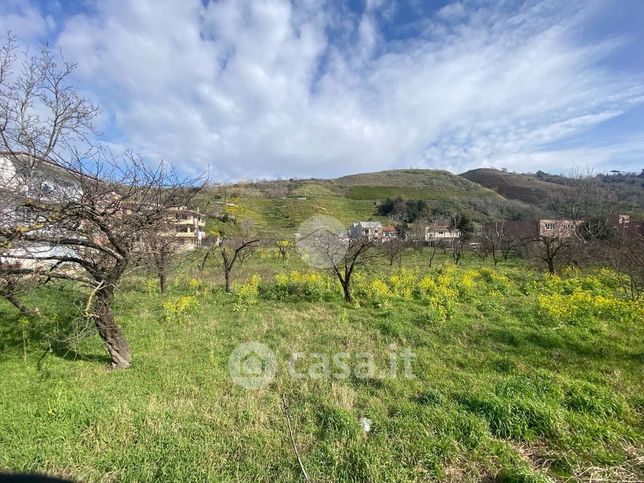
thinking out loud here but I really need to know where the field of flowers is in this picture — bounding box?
[235,264,643,326]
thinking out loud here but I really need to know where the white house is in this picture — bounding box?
[424,224,461,246]
[1,152,83,268]
[350,221,383,241]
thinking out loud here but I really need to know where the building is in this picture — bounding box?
[496,219,582,242]
[1,152,206,260]
[350,221,383,241]
[166,206,206,250]
[1,152,82,268]
[425,224,460,246]
[381,226,397,241]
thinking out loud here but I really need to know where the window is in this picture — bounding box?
[545,223,555,230]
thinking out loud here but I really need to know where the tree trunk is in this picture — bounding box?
[4,292,36,318]
[224,267,231,293]
[341,279,353,303]
[159,272,167,294]
[545,256,555,274]
[199,250,210,272]
[428,246,437,268]
[94,289,131,369]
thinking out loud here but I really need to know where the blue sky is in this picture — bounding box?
[1,0,643,180]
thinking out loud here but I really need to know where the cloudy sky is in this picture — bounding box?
[1,0,643,180]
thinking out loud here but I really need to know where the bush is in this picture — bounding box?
[162,295,200,322]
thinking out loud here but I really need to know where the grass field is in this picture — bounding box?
[1,251,643,482]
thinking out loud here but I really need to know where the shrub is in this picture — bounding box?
[237,274,261,304]
[260,270,334,301]
[162,295,200,322]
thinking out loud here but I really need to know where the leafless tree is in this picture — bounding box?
[0,34,98,315]
[332,239,374,302]
[380,238,406,268]
[480,221,517,265]
[219,236,260,292]
[451,236,468,265]
[601,228,644,300]
[522,235,574,274]
[274,239,293,261]
[139,231,182,295]
[296,225,375,302]
[449,213,473,265]
[0,35,204,369]
[2,150,199,369]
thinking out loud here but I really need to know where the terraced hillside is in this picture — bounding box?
[197,169,505,236]
[460,168,570,206]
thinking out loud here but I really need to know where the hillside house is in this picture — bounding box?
[350,221,383,241]
[381,226,397,241]
[165,206,206,250]
[425,224,461,246]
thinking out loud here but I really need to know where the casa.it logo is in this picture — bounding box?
[228,342,277,390]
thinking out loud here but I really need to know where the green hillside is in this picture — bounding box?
[197,169,506,236]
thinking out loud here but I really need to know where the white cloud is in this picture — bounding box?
[1,0,642,179]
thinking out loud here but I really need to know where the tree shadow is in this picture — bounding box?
[0,305,109,366]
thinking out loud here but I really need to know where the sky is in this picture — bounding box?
[1,0,643,181]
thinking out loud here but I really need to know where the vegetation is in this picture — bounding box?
[1,250,642,482]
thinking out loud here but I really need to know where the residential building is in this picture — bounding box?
[425,224,460,246]
[166,206,206,250]
[0,152,82,268]
[381,226,397,241]
[350,221,383,241]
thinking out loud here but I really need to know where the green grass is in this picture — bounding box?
[0,252,642,482]
[344,185,470,200]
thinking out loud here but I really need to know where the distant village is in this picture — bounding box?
[1,151,641,271]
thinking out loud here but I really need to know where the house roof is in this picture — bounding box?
[426,224,451,231]
[382,226,396,233]
[356,221,382,228]
[0,151,80,186]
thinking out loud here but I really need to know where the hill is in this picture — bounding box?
[462,168,644,216]
[197,169,507,236]
[460,168,570,206]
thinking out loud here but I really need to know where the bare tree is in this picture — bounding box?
[140,231,181,295]
[380,238,406,268]
[0,34,98,315]
[480,221,517,266]
[332,239,374,302]
[2,151,199,368]
[451,236,468,265]
[0,35,204,369]
[302,232,374,302]
[219,236,260,292]
[274,239,293,261]
[523,235,574,274]
[601,228,644,300]
[449,213,473,265]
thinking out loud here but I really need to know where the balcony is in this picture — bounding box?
[174,218,205,227]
